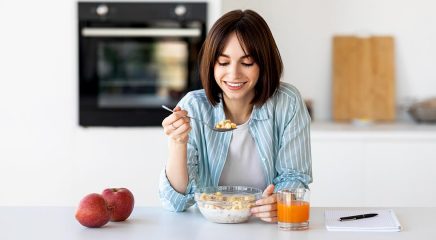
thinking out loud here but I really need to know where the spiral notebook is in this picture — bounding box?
[325,209,402,232]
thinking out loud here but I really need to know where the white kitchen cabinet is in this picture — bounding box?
[310,122,436,207]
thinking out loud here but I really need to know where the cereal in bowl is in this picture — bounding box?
[196,190,259,223]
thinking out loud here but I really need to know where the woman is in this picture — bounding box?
[159,9,312,223]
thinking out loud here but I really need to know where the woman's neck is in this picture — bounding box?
[223,99,254,125]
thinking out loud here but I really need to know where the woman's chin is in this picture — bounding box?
[223,92,252,102]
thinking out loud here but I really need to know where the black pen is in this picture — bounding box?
[339,213,378,221]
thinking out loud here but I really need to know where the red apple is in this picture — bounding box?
[75,193,111,228]
[102,188,135,221]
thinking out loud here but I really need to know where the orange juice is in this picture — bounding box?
[277,200,310,223]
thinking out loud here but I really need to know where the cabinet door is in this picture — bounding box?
[364,140,436,207]
[310,140,365,207]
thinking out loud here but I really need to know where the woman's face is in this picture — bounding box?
[214,32,260,104]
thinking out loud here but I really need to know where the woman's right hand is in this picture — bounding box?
[162,106,191,144]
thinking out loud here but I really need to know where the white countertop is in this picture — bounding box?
[312,121,436,131]
[311,121,436,140]
[2,207,435,240]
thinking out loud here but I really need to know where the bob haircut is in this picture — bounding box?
[198,9,283,106]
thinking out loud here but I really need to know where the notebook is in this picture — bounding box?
[324,209,402,232]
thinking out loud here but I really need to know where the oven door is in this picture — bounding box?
[79,26,204,126]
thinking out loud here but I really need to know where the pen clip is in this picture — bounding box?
[339,217,357,221]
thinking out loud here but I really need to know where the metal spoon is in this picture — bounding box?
[161,105,236,132]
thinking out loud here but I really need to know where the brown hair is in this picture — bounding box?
[198,9,283,106]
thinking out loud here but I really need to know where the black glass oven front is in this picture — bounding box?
[79,2,207,126]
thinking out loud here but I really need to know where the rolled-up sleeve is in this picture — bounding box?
[158,141,198,211]
[273,90,312,191]
[158,93,200,211]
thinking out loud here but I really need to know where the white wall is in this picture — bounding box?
[222,0,436,121]
[0,0,220,206]
[1,0,434,207]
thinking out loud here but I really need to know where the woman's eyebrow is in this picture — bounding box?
[218,53,252,59]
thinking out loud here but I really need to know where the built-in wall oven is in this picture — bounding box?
[78,2,207,126]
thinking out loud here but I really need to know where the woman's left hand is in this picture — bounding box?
[251,184,277,223]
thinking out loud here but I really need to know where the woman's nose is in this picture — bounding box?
[227,63,242,79]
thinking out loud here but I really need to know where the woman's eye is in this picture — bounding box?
[218,62,229,66]
[242,62,254,67]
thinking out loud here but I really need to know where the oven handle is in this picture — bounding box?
[81,28,201,37]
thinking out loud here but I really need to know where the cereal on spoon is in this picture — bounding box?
[215,119,237,130]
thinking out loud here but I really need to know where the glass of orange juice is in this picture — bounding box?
[277,188,310,230]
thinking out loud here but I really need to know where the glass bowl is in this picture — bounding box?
[194,186,262,223]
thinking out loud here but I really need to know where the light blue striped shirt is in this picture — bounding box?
[159,82,312,212]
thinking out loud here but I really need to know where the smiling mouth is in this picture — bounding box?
[224,81,247,88]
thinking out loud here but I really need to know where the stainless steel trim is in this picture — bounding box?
[81,28,201,37]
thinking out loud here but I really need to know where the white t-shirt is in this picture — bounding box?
[218,120,267,190]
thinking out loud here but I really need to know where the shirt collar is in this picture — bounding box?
[213,99,226,121]
[213,95,272,121]
[251,100,272,120]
